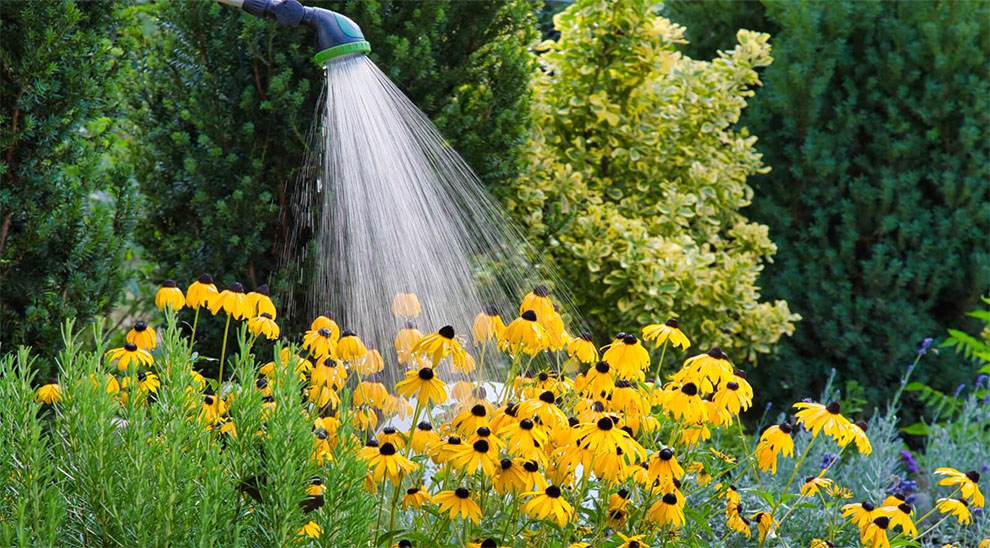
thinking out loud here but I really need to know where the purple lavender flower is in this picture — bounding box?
[900,450,919,474]
[820,452,838,469]
[953,384,966,398]
[764,401,772,412]
[976,374,988,389]
[898,479,918,493]
[917,337,934,355]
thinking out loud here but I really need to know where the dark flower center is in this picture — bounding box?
[897,503,912,514]
[596,417,614,431]
[229,282,244,293]
[382,427,396,434]
[481,540,497,548]
[523,461,539,472]
[862,501,875,511]
[580,332,593,341]
[163,279,177,288]
[805,476,817,484]
[567,416,579,427]
[615,332,627,339]
[539,391,555,404]
[476,427,491,437]
[521,310,537,322]
[595,361,610,373]
[505,402,519,417]
[826,401,841,414]
[662,493,678,505]
[447,436,461,445]
[473,440,490,453]
[500,458,513,470]
[520,419,535,430]
[615,379,631,389]
[471,404,487,417]
[418,421,433,431]
[538,372,549,382]
[406,487,419,495]
[622,335,637,345]
[366,439,379,447]
[617,488,629,498]
[262,395,275,403]
[779,422,793,434]
[966,470,980,482]
[872,516,890,529]
[665,318,679,328]
[545,485,561,498]
[315,429,328,440]
[341,330,355,338]
[854,420,868,432]
[629,542,640,548]
[134,321,147,332]
[726,381,739,391]
[256,378,268,389]
[204,395,214,405]
[260,312,273,320]
[399,541,412,548]
[124,342,138,352]
[532,285,550,297]
[681,383,698,396]
[659,448,673,460]
[734,369,747,379]
[318,328,332,338]
[439,325,455,339]
[379,443,396,456]
[254,284,269,295]
[482,304,499,316]
[198,274,213,284]
[707,347,727,359]
[418,367,435,380]
[137,371,147,381]
[454,488,470,499]
[592,401,605,412]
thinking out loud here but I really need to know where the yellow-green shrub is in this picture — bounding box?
[506,0,800,363]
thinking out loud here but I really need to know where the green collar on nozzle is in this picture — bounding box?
[313,40,371,65]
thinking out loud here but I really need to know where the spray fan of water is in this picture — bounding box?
[283,54,582,380]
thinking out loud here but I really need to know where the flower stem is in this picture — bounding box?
[218,313,232,385]
[188,308,200,353]
[653,339,670,382]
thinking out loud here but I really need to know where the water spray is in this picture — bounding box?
[215,0,371,64]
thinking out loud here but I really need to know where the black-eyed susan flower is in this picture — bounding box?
[673,347,734,392]
[647,489,685,528]
[434,487,482,524]
[452,404,491,436]
[35,378,63,404]
[841,501,885,529]
[394,321,423,365]
[601,334,650,380]
[412,325,467,367]
[301,477,325,513]
[647,447,685,489]
[303,327,338,360]
[136,370,160,394]
[518,391,567,428]
[726,511,751,538]
[199,392,227,425]
[567,332,598,364]
[582,361,616,396]
[391,292,421,318]
[298,520,321,539]
[576,416,645,460]
[336,330,367,362]
[186,274,219,310]
[361,441,417,482]
[500,310,546,355]
[755,423,794,474]
[935,467,984,508]
[881,497,917,538]
[402,486,431,509]
[859,515,892,548]
[155,280,185,311]
[498,418,548,460]
[210,282,251,319]
[310,313,340,340]
[616,532,649,548]
[751,511,776,543]
[642,318,690,350]
[395,366,447,406]
[522,484,573,526]
[793,401,855,443]
[354,348,384,376]
[801,475,833,497]
[354,381,389,410]
[247,284,276,318]
[843,420,873,455]
[107,343,153,371]
[248,313,280,340]
[712,370,753,415]
[810,540,836,548]
[687,461,711,486]
[126,321,157,350]
[410,421,440,454]
[450,437,499,476]
[466,539,510,548]
[663,382,705,423]
[936,497,972,525]
[520,285,555,322]
[473,305,505,344]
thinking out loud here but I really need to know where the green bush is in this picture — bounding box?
[125,0,537,326]
[664,0,990,406]
[506,0,799,363]
[0,0,137,359]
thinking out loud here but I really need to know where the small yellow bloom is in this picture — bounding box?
[642,318,690,350]
[154,280,185,311]
[209,282,251,319]
[391,292,421,317]
[186,274,219,310]
[247,313,280,340]
[126,321,157,350]
[35,378,63,404]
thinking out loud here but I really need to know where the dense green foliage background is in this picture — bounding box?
[0,0,137,355]
[664,0,990,407]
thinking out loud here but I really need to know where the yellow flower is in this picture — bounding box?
[391,292,421,317]
[361,441,417,482]
[412,325,467,367]
[751,512,776,543]
[137,371,160,393]
[336,330,368,362]
[498,418,548,461]
[519,285,555,324]
[843,420,873,455]
[672,347,734,392]
[801,475,833,496]
[755,423,794,474]
[647,447,684,490]
[616,532,649,548]
[247,313,280,340]
[466,539,510,548]
[35,378,63,404]
[646,489,685,528]
[793,401,855,443]
[434,487,482,524]
[517,391,568,429]
[394,321,423,365]
[493,458,546,494]
[859,514,892,548]
[662,382,705,423]
[522,485,574,526]
[712,370,753,415]
[209,282,251,319]
[642,318,690,350]
[499,310,547,355]
[575,417,645,460]
[809,540,836,548]
[395,367,447,406]
[298,520,322,539]
[303,327,338,360]
[934,467,984,508]
[107,343,154,371]
[410,421,440,454]
[601,334,650,380]
[473,305,505,343]
[126,321,157,350]
[581,361,616,396]
[354,381,389,409]
[567,332,598,363]
[155,280,185,311]
[186,274,219,310]
[246,284,276,318]
[310,314,340,340]
[449,437,499,476]
[402,486,432,509]
[882,497,917,538]
[936,497,971,524]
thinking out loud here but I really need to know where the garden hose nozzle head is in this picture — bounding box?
[216,0,371,64]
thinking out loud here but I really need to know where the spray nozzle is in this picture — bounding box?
[217,0,371,64]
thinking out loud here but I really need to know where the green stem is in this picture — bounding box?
[188,308,200,353]
[653,339,670,382]
[736,418,763,488]
[218,313,232,385]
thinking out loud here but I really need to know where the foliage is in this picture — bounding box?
[123,0,537,328]
[664,0,990,407]
[0,318,374,547]
[0,0,138,359]
[506,0,799,363]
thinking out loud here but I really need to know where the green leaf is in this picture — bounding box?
[899,422,931,436]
